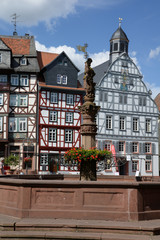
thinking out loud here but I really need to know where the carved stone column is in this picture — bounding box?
[79,58,100,150]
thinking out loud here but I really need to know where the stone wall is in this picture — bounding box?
[0,178,160,221]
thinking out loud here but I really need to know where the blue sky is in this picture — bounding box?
[0,0,160,98]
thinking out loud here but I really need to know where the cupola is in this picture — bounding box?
[110,18,129,63]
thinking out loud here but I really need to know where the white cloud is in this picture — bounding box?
[149,46,160,59]
[77,0,127,9]
[0,0,78,27]
[35,41,109,72]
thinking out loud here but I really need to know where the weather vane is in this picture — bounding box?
[119,17,123,27]
[11,13,21,35]
[77,43,88,59]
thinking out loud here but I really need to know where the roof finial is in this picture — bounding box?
[119,17,123,27]
[11,13,20,35]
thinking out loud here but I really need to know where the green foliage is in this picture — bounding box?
[4,154,19,168]
[64,147,111,163]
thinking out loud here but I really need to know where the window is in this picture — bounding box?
[104,141,111,151]
[20,75,28,86]
[146,119,151,133]
[66,94,74,105]
[104,93,108,101]
[0,94,3,105]
[132,160,138,172]
[119,142,124,152]
[50,92,58,103]
[119,94,127,104]
[9,118,17,132]
[0,75,7,83]
[114,76,119,84]
[20,58,27,65]
[49,128,57,142]
[64,61,68,66]
[0,117,2,132]
[62,75,67,84]
[65,129,72,142]
[66,112,73,123]
[40,154,48,165]
[114,43,118,51]
[139,96,146,106]
[120,43,124,52]
[57,74,61,84]
[133,118,139,131]
[11,75,19,86]
[145,160,152,172]
[10,95,18,106]
[19,118,27,132]
[132,142,138,153]
[50,111,57,122]
[106,116,112,129]
[119,116,125,130]
[145,143,151,153]
[0,53,2,63]
[19,95,28,106]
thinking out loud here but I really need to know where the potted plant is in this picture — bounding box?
[64,147,111,181]
[4,154,19,174]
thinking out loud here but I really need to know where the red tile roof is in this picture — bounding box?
[1,38,30,55]
[37,51,59,70]
[154,93,160,111]
[39,82,85,91]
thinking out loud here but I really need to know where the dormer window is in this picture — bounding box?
[57,74,61,84]
[62,75,67,84]
[20,57,27,65]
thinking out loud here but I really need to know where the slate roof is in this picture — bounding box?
[78,60,110,87]
[110,26,129,42]
[0,34,39,72]
[37,51,59,70]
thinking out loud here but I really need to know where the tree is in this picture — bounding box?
[4,154,19,169]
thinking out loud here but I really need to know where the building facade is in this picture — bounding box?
[79,24,159,176]
[37,51,84,173]
[0,33,39,172]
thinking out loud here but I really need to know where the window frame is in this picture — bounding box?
[57,74,61,84]
[9,118,17,132]
[145,143,151,154]
[146,119,151,133]
[133,118,139,132]
[132,160,139,172]
[62,75,67,85]
[50,92,58,104]
[145,160,152,172]
[19,95,28,107]
[19,118,27,132]
[50,111,58,122]
[10,95,18,106]
[132,142,138,153]
[11,74,19,86]
[65,129,73,143]
[66,94,74,105]
[0,53,2,63]
[20,57,27,65]
[49,128,57,142]
[66,112,73,123]
[20,75,29,86]
[0,75,7,83]
[119,141,124,152]
[106,115,112,130]
[119,116,126,131]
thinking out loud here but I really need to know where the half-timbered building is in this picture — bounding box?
[79,24,159,176]
[37,51,84,173]
[0,33,39,172]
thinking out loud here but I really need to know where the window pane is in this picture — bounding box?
[20,75,28,86]
[0,94,3,105]
[19,118,27,132]
[65,130,72,142]
[50,111,57,122]
[106,116,112,129]
[10,95,18,106]
[66,112,73,123]
[11,75,19,86]
[66,94,73,105]
[9,118,17,132]
[49,128,57,141]
[57,74,61,84]
[62,75,67,84]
